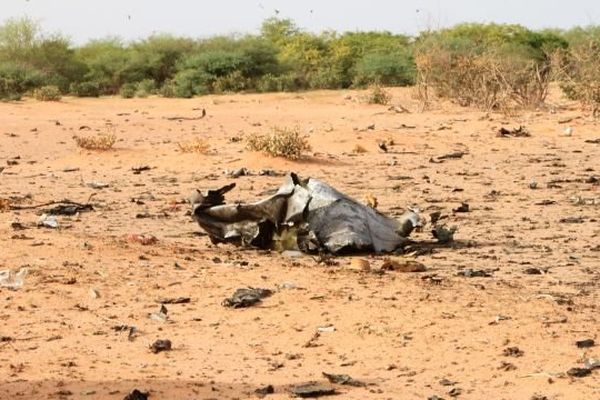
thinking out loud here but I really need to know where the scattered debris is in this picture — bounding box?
[576,339,595,348]
[255,385,275,398]
[497,126,530,137]
[149,305,168,322]
[123,389,149,400]
[559,216,584,224]
[523,267,547,275]
[453,203,469,213]
[432,225,457,244]
[430,152,466,163]
[38,214,59,229]
[87,181,110,189]
[457,269,493,278]
[222,288,273,308]
[149,339,172,353]
[44,202,93,216]
[0,267,28,289]
[289,382,336,398]
[156,297,190,304]
[322,372,365,387]
[132,165,151,174]
[584,357,600,369]
[503,346,524,357]
[567,367,591,378]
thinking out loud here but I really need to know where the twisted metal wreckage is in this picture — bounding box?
[191,173,422,254]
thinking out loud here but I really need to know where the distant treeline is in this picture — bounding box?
[1,17,599,111]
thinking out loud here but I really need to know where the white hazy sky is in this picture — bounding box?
[2,0,600,43]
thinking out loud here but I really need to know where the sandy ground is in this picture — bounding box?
[0,88,599,400]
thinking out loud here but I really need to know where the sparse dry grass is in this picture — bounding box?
[177,138,211,154]
[246,127,311,160]
[33,85,62,101]
[362,84,392,105]
[73,133,117,150]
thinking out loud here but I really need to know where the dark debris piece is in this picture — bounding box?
[289,382,336,398]
[123,389,149,400]
[497,126,530,137]
[149,339,172,354]
[453,203,469,213]
[457,269,493,278]
[576,339,595,348]
[523,268,545,275]
[44,203,93,216]
[222,288,273,308]
[502,346,524,357]
[567,367,591,377]
[255,385,275,398]
[157,297,191,304]
[322,372,366,387]
[559,216,584,224]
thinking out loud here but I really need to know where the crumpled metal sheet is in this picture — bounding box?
[191,173,420,254]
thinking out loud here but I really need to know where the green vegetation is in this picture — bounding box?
[1,15,600,113]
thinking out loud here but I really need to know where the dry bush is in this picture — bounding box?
[362,84,392,105]
[555,42,600,117]
[246,127,311,160]
[177,138,211,154]
[33,85,62,101]
[415,44,551,111]
[73,133,117,150]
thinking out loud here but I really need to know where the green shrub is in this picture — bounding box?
[33,85,62,101]
[213,70,249,93]
[70,81,100,97]
[353,50,415,87]
[135,78,156,97]
[0,63,44,100]
[119,82,136,98]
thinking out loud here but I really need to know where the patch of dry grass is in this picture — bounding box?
[33,85,62,101]
[177,138,211,154]
[246,127,311,160]
[73,133,117,150]
[362,84,392,105]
